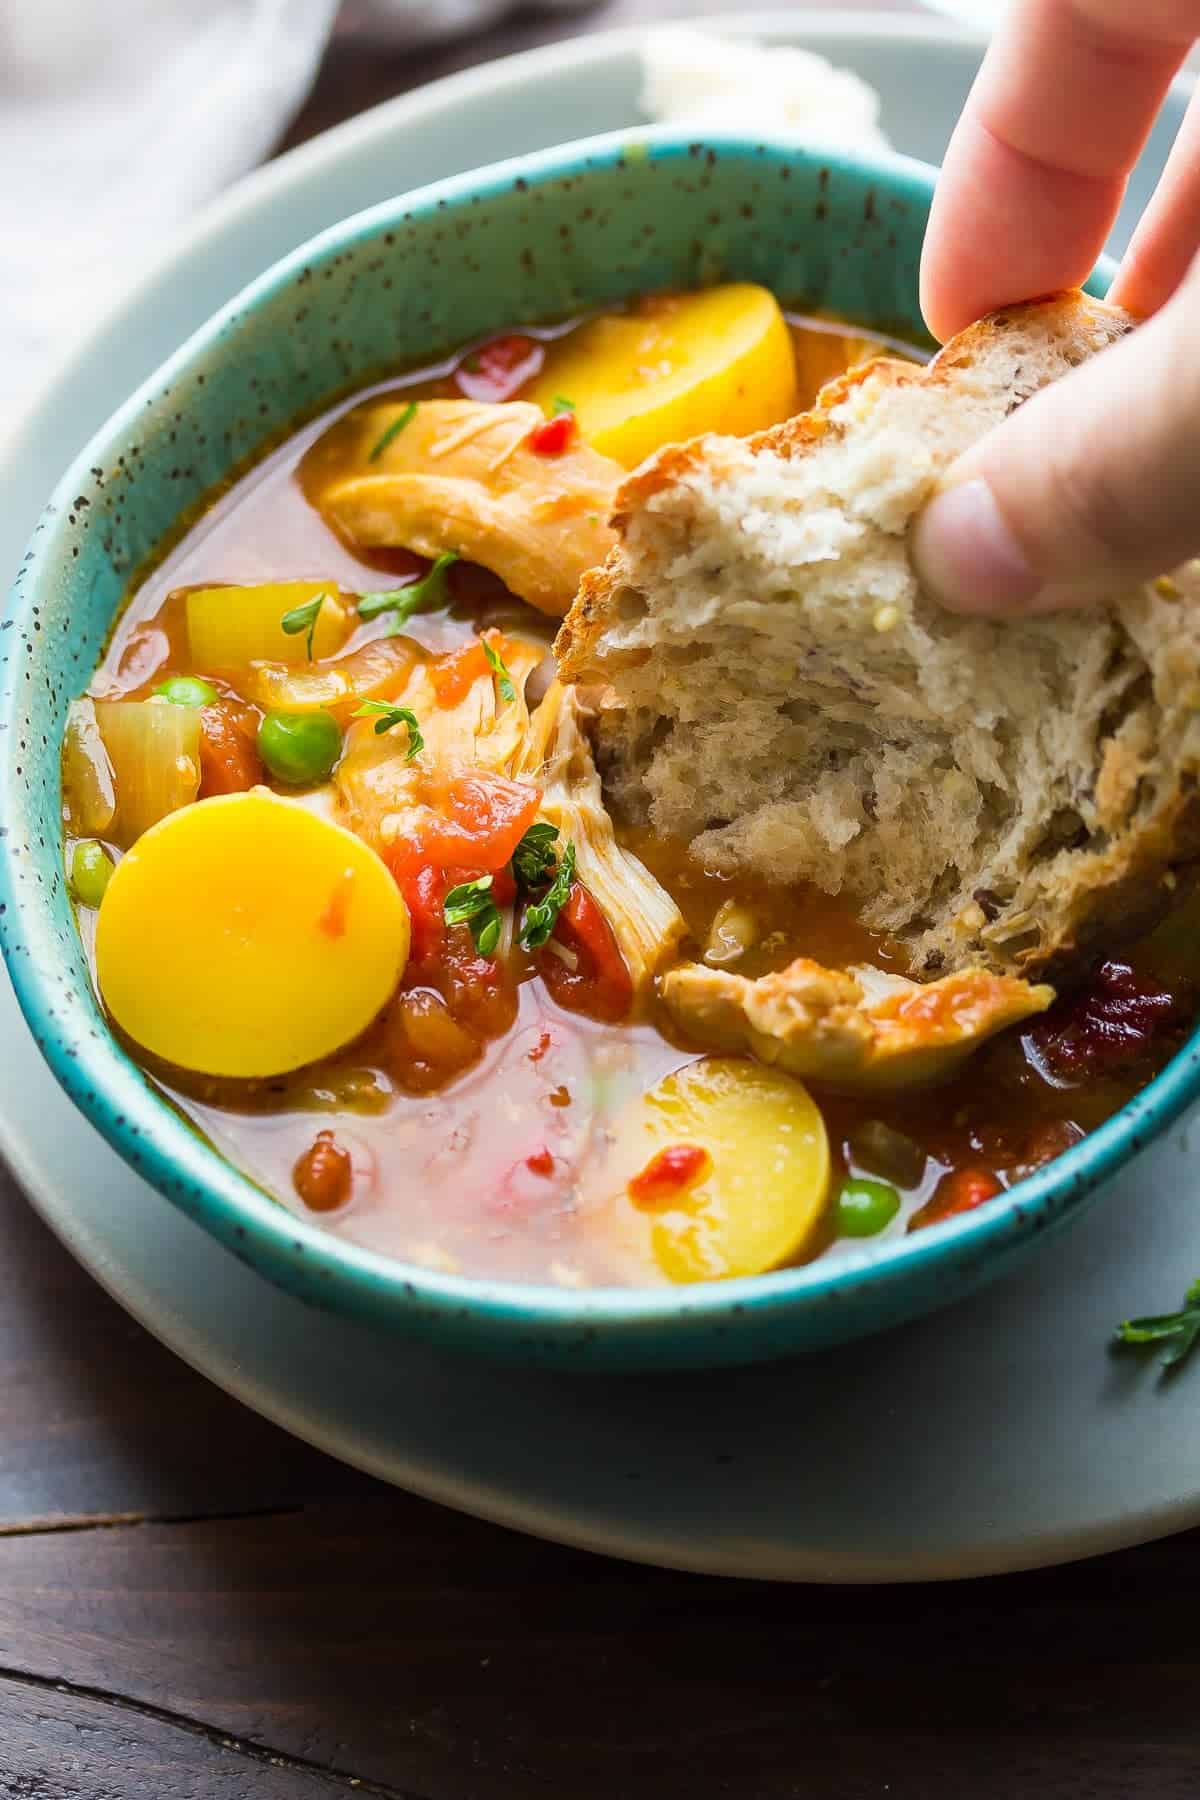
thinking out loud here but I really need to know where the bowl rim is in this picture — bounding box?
[4,123,1194,1341]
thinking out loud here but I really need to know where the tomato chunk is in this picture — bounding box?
[529,412,576,456]
[538,884,633,1023]
[387,775,540,876]
[908,1167,1003,1233]
[396,862,448,966]
[429,629,524,708]
[379,988,482,1094]
[198,699,263,796]
[429,640,488,708]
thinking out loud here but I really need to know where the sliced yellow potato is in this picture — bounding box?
[185,581,349,669]
[531,285,797,469]
[605,1057,830,1283]
[94,699,201,848]
[95,791,409,1078]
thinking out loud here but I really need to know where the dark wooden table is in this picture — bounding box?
[4,5,1199,1795]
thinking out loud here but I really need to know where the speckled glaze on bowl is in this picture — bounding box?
[1,129,1186,1370]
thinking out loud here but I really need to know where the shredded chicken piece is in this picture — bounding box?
[514,681,686,999]
[318,400,621,616]
[333,638,547,852]
[660,958,1054,1092]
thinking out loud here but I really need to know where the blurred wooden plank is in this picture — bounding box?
[0,1673,404,1800]
[2,1501,1199,1799]
[0,1171,377,1527]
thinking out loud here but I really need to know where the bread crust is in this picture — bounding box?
[557,293,1131,683]
[555,292,1200,982]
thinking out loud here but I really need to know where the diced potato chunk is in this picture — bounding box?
[185,581,349,669]
[604,1056,830,1283]
[94,699,201,847]
[530,284,797,468]
[95,791,410,1078]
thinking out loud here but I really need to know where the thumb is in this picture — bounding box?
[911,257,1200,616]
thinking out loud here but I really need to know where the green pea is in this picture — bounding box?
[155,674,218,707]
[69,839,114,908]
[836,1176,901,1239]
[257,709,342,786]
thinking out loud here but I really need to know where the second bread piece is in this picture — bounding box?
[556,293,1200,977]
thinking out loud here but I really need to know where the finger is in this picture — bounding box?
[921,0,1196,342]
[1112,80,1200,315]
[912,253,1200,615]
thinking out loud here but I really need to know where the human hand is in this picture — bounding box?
[913,0,1200,616]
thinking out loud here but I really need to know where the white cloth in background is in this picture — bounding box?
[0,4,887,421]
[1,0,339,409]
[0,0,590,414]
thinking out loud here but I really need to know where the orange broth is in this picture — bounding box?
[65,304,1200,1286]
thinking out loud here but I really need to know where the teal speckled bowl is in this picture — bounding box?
[1,130,1184,1369]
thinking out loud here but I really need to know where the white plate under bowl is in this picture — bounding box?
[3,13,1199,1582]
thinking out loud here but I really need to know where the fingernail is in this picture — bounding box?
[912,479,1041,615]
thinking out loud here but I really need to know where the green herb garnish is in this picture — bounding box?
[367,401,418,462]
[1117,1278,1200,1373]
[482,635,517,704]
[352,700,423,760]
[357,552,459,633]
[443,874,502,957]
[511,821,559,890]
[519,840,576,950]
[280,590,329,662]
[552,395,576,415]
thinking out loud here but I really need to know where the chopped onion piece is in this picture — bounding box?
[94,699,201,847]
[62,699,116,836]
[243,635,422,719]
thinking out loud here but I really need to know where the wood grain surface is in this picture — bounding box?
[4,4,1199,1796]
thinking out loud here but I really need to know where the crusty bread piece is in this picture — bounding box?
[556,293,1200,977]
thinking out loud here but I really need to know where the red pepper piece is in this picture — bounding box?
[198,699,263,796]
[629,1144,712,1209]
[529,412,576,456]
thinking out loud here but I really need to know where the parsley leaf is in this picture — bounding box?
[511,821,559,890]
[443,874,502,957]
[482,635,517,704]
[351,700,423,760]
[280,590,329,662]
[357,551,459,634]
[519,840,576,950]
[367,401,418,462]
[1116,1277,1200,1372]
